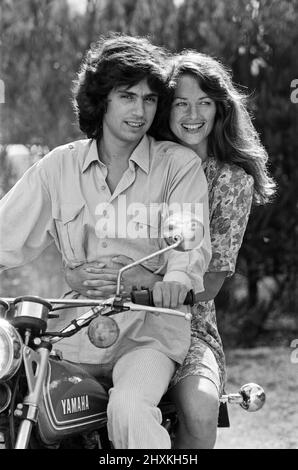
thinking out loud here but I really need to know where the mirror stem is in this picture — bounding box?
[115,235,183,295]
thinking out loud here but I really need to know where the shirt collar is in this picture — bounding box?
[82,139,106,173]
[82,136,150,174]
[129,135,150,174]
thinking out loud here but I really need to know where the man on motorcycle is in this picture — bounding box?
[0,34,211,448]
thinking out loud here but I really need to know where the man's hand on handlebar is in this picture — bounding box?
[152,281,189,309]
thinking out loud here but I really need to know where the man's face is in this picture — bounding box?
[102,79,158,146]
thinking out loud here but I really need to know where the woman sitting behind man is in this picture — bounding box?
[65,49,275,449]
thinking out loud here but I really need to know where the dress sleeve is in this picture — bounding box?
[208,167,254,276]
[0,160,55,272]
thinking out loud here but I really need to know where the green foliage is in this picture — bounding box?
[1,0,84,147]
[0,0,297,343]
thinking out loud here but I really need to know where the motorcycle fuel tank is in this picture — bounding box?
[37,358,109,445]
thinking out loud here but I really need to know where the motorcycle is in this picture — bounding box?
[0,233,266,449]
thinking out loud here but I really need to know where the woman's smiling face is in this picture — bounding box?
[169,74,217,159]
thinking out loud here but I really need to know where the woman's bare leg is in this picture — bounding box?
[170,375,219,449]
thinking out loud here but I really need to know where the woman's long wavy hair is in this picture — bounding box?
[151,51,276,205]
[72,33,170,140]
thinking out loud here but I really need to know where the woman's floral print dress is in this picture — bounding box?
[171,157,254,393]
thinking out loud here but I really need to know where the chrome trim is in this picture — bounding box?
[14,301,50,322]
[0,319,23,380]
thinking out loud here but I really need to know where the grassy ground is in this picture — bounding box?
[215,346,298,449]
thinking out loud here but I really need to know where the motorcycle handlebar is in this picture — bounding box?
[0,288,195,310]
[130,288,195,307]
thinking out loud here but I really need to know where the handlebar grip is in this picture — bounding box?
[130,288,195,307]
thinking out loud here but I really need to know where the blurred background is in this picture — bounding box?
[0,0,297,448]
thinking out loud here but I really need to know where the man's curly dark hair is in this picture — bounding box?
[73,33,170,140]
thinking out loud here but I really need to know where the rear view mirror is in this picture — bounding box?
[162,212,204,251]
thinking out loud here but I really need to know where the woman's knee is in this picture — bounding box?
[180,405,218,440]
[171,376,219,438]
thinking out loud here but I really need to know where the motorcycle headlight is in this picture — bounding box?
[0,319,23,380]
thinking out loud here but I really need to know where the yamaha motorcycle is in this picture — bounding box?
[0,233,266,449]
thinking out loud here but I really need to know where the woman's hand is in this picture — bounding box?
[64,262,120,299]
[64,257,188,308]
[64,256,162,299]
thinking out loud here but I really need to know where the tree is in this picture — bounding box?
[129,0,178,49]
[1,0,84,148]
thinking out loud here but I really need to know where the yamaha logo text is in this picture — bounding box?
[61,395,90,415]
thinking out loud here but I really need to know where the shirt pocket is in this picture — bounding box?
[53,201,86,264]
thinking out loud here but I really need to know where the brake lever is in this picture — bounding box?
[123,302,192,321]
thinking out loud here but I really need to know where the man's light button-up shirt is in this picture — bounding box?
[0,135,212,365]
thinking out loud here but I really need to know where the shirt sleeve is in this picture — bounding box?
[162,152,212,293]
[0,161,55,272]
[208,167,254,276]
